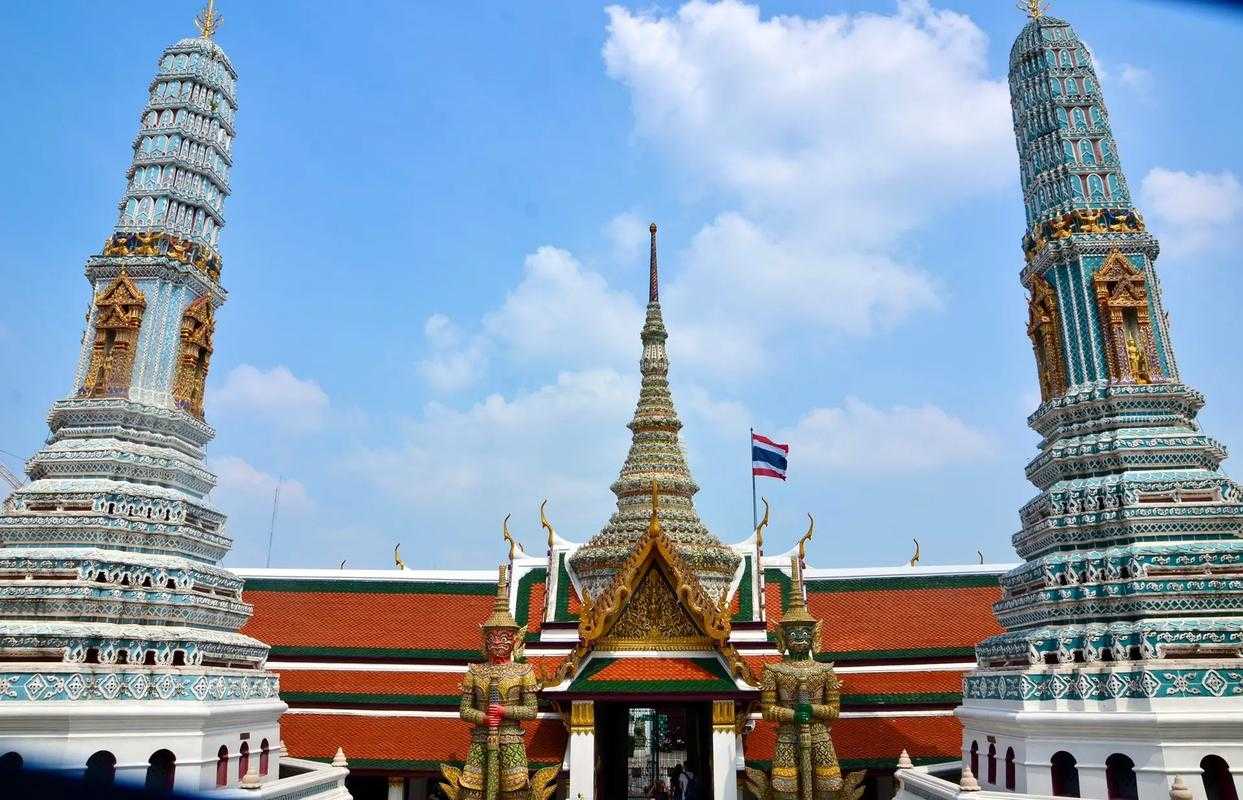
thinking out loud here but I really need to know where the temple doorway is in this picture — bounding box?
[596,702,711,800]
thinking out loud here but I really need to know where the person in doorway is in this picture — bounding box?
[670,765,683,800]
[680,761,700,800]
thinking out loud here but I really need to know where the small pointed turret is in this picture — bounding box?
[569,224,740,600]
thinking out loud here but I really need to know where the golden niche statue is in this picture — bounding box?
[747,550,863,800]
[441,563,556,800]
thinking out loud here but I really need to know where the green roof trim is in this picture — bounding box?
[569,656,737,694]
[840,692,961,707]
[733,557,754,622]
[761,568,1000,600]
[816,646,977,662]
[281,692,460,707]
[269,646,482,661]
[281,688,957,709]
[554,553,574,621]
[515,567,547,629]
[243,578,496,595]
[805,574,1001,593]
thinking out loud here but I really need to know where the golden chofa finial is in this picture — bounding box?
[540,499,557,551]
[195,0,222,39]
[1018,0,1049,19]
[755,497,770,551]
[502,513,519,560]
[796,514,814,563]
[909,538,921,567]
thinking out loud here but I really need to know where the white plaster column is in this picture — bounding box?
[387,775,405,800]
[712,700,738,800]
[569,701,595,800]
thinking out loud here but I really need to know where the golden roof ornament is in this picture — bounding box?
[755,497,770,551]
[195,0,222,39]
[1019,0,1048,19]
[909,538,921,567]
[540,499,556,551]
[502,513,523,560]
[393,543,405,570]
[483,564,520,630]
[796,513,814,564]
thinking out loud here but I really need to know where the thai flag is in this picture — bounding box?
[752,432,789,481]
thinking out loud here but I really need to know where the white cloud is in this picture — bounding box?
[483,246,644,369]
[669,212,940,340]
[211,364,329,433]
[417,314,487,392]
[1118,63,1154,96]
[602,0,1012,242]
[1140,167,1243,257]
[209,455,312,514]
[784,397,994,473]
[350,369,637,515]
[603,211,650,267]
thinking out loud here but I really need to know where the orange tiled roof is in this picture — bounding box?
[745,715,962,766]
[522,579,547,634]
[243,585,494,656]
[838,669,962,698]
[277,669,464,699]
[765,579,1002,655]
[282,714,566,768]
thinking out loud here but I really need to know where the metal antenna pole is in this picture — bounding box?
[265,478,282,568]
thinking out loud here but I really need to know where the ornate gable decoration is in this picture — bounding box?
[173,295,215,418]
[94,271,146,330]
[1027,273,1067,401]
[81,271,146,398]
[551,483,755,686]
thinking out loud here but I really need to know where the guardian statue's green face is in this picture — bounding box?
[784,623,815,657]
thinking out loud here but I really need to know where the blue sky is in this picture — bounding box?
[2,0,1242,570]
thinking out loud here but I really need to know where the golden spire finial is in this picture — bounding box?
[1018,0,1048,19]
[648,223,659,303]
[195,0,222,39]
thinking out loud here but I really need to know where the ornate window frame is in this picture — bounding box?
[172,295,214,418]
[80,271,146,398]
[1093,249,1161,384]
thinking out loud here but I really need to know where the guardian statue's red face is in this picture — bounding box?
[484,628,515,663]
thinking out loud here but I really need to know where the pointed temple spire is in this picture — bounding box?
[195,0,222,39]
[649,222,659,303]
[569,225,740,600]
[959,11,1243,795]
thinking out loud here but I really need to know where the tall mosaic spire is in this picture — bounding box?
[0,10,288,792]
[569,225,740,600]
[957,11,1243,797]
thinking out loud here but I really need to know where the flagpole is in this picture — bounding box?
[750,427,757,531]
